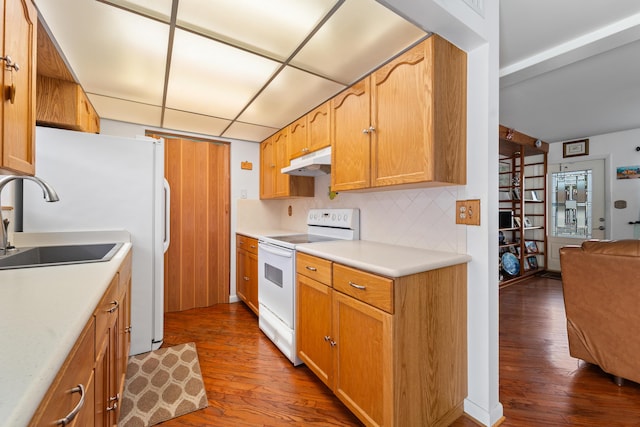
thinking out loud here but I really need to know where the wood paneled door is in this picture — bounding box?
[161,136,230,312]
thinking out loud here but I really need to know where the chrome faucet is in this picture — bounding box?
[0,175,60,255]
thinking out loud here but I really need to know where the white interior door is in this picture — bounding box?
[547,159,606,271]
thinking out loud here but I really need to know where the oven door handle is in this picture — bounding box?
[258,242,294,258]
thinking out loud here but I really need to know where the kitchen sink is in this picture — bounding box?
[0,242,123,270]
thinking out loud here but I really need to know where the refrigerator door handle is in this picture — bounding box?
[163,178,170,253]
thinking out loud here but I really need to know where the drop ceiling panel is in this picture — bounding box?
[176,0,339,60]
[36,0,169,105]
[166,29,280,119]
[238,66,345,129]
[290,0,426,83]
[88,94,163,127]
[223,122,278,143]
[163,109,232,136]
[98,0,173,21]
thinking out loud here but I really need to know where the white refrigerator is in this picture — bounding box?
[22,126,169,355]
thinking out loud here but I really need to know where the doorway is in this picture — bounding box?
[547,159,606,271]
[149,133,231,312]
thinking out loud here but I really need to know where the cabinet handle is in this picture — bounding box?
[56,384,85,426]
[305,266,317,271]
[109,393,120,402]
[250,245,256,249]
[349,281,366,290]
[0,55,19,72]
[106,402,118,412]
[362,126,375,134]
[243,276,250,281]
[107,300,119,313]
[330,340,337,347]
[126,325,132,333]
[324,335,331,342]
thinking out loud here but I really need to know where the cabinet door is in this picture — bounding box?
[332,291,393,427]
[307,102,330,152]
[297,274,333,388]
[331,78,371,191]
[94,320,110,427]
[273,129,290,197]
[236,248,248,304]
[1,0,37,175]
[260,137,275,199]
[288,116,307,160]
[117,285,131,396]
[371,41,431,187]
[247,250,259,315]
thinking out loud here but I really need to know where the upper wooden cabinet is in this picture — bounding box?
[260,129,314,199]
[0,0,37,175]
[307,101,331,153]
[288,115,308,161]
[289,101,331,161]
[260,136,275,199]
[36,18,100,133]
[36,75,100,133]
[331,78,371,192]
[332,35,467,192]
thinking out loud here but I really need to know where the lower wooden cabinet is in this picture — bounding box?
[29,249,132,427]
[236,234,259,315]
[28,317,96,426]
[296,252,467,427]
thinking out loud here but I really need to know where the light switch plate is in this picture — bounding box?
[456,199,481,225]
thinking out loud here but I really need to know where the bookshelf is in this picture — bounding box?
[499,125,548,287]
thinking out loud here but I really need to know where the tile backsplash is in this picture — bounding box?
[238,174,467,253]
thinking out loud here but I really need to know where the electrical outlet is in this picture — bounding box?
[456,199,481,225]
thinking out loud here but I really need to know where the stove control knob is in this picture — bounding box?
[332,214,336,220]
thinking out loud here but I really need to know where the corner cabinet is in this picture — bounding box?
[331,35,467,192]
[499,125,548,286]
[236,233,259,316]
[0,0,37,175]
[296,252,467,427]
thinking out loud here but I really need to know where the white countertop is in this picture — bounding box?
[296,240,471,277]
[0,231,132,427]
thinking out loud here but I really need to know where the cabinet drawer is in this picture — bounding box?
[236,234,258,255]
[29,318,95,426]
[297,252,332,285]
[333,264,394,313]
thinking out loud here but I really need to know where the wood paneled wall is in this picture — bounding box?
[163,137,230,312]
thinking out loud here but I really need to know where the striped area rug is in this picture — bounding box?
[118,342,208,426]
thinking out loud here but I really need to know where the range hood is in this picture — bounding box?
[281,146,331,176]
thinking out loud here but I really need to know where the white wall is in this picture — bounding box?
[548,127,640,240]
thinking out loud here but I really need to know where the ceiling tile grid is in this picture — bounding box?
[35,0,426,142]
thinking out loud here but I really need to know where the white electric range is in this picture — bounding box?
[257,208,360,365]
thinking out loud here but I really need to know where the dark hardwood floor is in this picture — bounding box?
[160,276,640,426]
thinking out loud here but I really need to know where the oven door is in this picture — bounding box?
[258,241,295,328]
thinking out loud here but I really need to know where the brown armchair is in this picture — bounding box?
[559,239,640,385]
